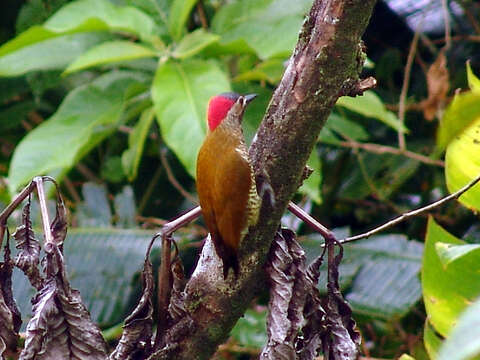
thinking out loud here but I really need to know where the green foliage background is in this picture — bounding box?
[1,0,480,359]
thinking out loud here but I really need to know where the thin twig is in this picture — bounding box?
[462,4,480,35]
[398,29,421,150]
[63,176,82,203]
[432,35,480,44]
[75,163,102,183]
[34,176,54,246]
[338,172,480,245]
[441,0,451,49]
[337,140,445,167]
[155,206,202,237]
[159,148,198,204]
[138,165,163,215]
[155,233,172,349]
[287,202,333,239]
[196,0,208,29]
[154,205,202,348]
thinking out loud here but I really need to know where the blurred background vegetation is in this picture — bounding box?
[1,0,480,359]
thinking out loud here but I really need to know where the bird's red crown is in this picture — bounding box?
[207,93,240,131]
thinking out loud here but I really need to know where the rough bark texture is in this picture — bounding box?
[157,0,376,358]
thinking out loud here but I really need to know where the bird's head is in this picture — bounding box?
[207,92,257,132]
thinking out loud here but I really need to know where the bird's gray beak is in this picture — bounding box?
[244,94,257,104]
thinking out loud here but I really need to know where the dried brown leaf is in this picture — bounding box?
[261,229,308,359]
[50,193,68,247]
[297,253,327,360]
[20,243,108,360]
[168,257,187,323]
[13,198,42,290]
[422,51,449,121]
[322,246,360,360]
[109,254,154,360]
[0,236,21,358]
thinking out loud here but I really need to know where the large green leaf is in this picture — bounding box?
[8,71,147,193]
[338,152,420,200]
[122,106,156,181]
[0,32,111,77]
[0,0,157,76]
[45,0,156,41]
[424,321,443,360]
[168,0,198,40]
[467,61,480,94]
[437,92,480,150]
[437,297,480,360]
[0,1,155,56]
[212,0,312,59]
[234,58,285,84]
[152,59,230,177]
[77,183,113,227]
[64,40,156,75]
[336,90,407,132]
[319,112,370,145]
[12,228,154,327]
[303,232,423,318]
[444,115,480,211]
[422,217,480,337]
[435,242,480,267]
[172,29,220,59]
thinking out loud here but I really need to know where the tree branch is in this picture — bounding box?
[339,172,480,245]
[157,0,377,358]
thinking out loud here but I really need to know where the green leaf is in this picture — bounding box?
[64,40,156,75]
[0,0,156,58]
[422,217,480,337]
[438,297,480,360]
[0,0,158,76]
[424,321,443,360]
[15,0,67,33]
[444,115,480,211]
[12,228,154,327]
[230,308,267,348]
[152,59,230,177]
[45,0,156,41]
[298,149,322,204]
[336,91,408,132]
[212,0,312,59]
[168,0,198,40]
[101,156,126,183]
[437,92,480,150]
[467,61,480,94]
[172,29,220,59]
[114,186,137,228]
[435,242,480,267]
[399,355,416,360]
[234,58,285,84]
[323,112,370,143]
[338,152,420,200]
[77,182,112,227]
[0,32,111,77]
[303,233,423,318]
[122,107,155,181]
[8,71,146,193]
[0,101,36,131]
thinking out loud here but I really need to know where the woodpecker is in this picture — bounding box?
[196,92,260,278]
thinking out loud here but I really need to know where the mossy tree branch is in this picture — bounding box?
[156,0,377,358]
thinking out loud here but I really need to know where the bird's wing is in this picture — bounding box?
[213,146,253,251]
